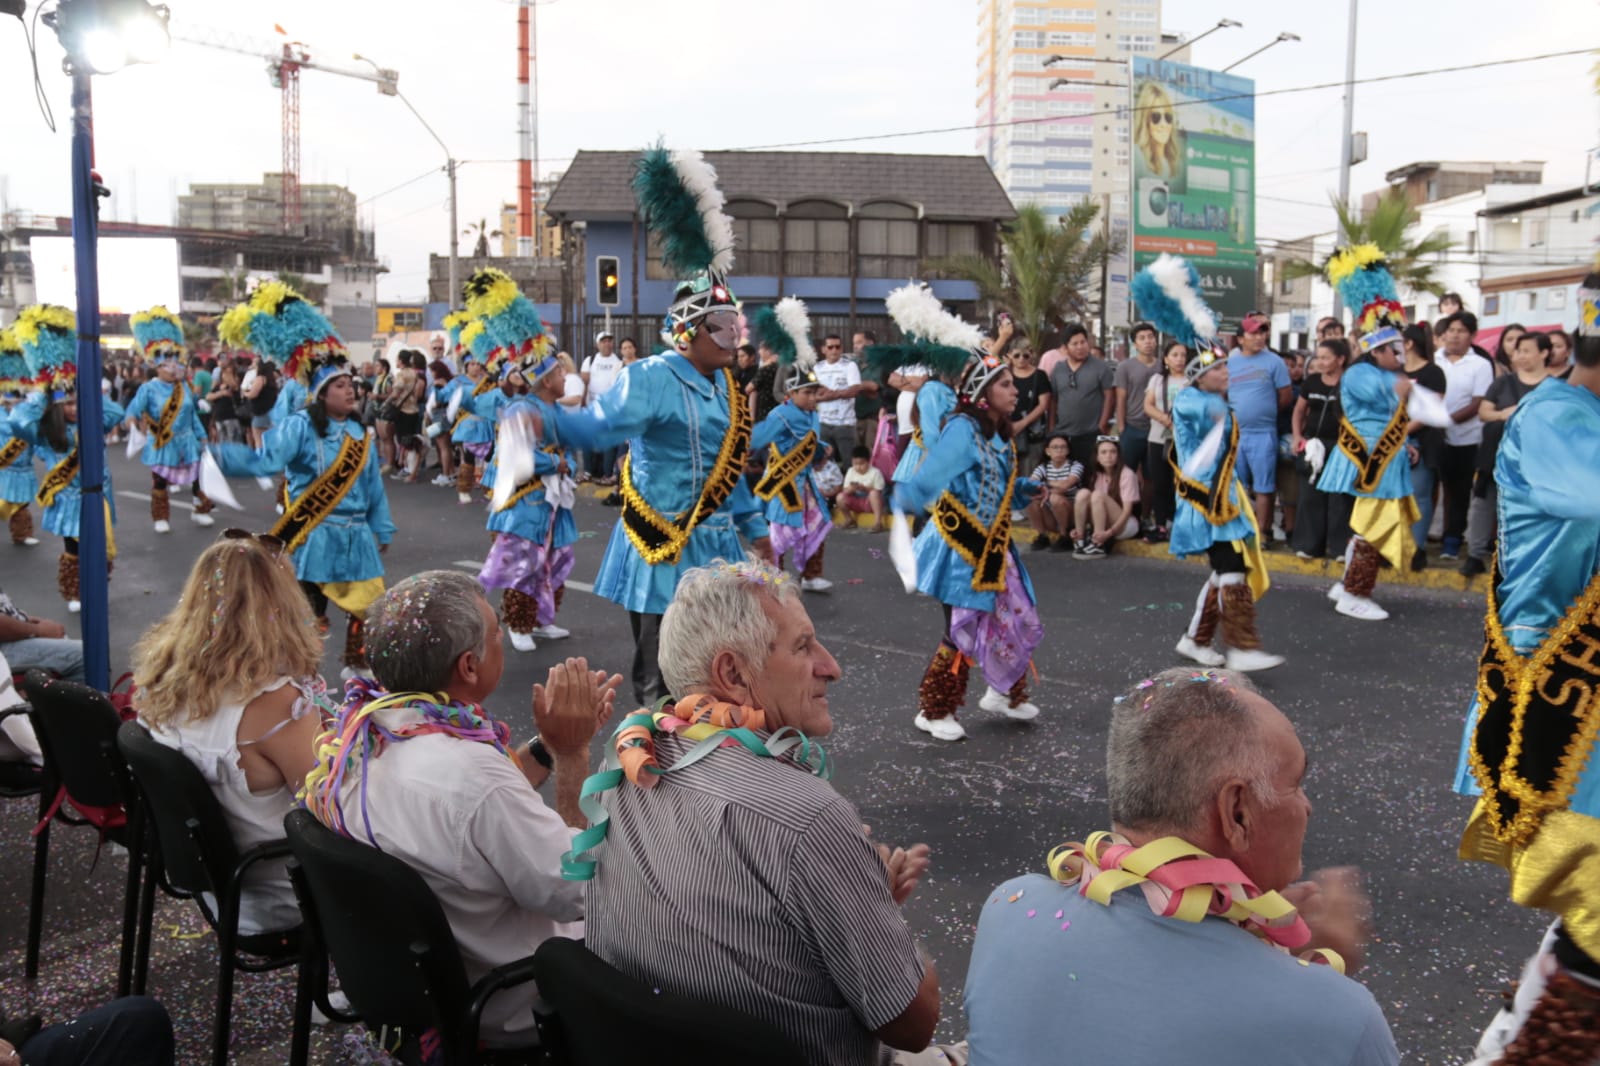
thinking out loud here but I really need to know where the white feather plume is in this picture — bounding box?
[1149,253,1218,344]
[670,148,736,277]
[884,283,985,351]
[774,297,817,372]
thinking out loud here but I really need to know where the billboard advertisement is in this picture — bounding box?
[31,236,181,315]
[1129,58,1255,332]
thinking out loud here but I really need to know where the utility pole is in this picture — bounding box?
[447,158,459,311]
[1334,0,1358,319]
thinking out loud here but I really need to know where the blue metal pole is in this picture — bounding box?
[69,69,111,693]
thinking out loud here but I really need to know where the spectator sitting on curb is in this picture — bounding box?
[840,445,890,532]
[1027,434,1084,552]
[1070,436,1140,559]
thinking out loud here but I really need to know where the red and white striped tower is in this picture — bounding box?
[516,0,535,257]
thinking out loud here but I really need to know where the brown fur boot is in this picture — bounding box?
[554,585,566,613]
[9,505,34,545]
[1497,969,1600,1065]
[58,552,80,605]
[502,589,538,634]
[801,541,826,581]
[1007,676,1031,709]
[917,641,970,721]
[1343,539,1381,599]
[456,461,476,495]
[1193,584,1221,647]
[1219,583,1263,650]
[192,489,215,515]
[150,486,170,525]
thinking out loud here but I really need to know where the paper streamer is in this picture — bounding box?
[489,408,539,511]
[1405,384,1452,428]
[198,450,245,511]
[1182,418,1227,479]
[888,509,917,592]
[125,423,146,460]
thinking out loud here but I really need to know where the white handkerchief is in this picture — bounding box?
[199,450,246,511]
[1406,384,1452,428]
[125,423,146,459]
[888,509,918,592]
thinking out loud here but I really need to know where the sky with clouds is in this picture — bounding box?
[2,0,1594,302]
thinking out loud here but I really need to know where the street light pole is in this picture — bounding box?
[1221,32,1300,73]
[68,69,111,692]
[1334,0,1359,319]
[1157,18,1242,61]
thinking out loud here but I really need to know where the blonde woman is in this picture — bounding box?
[132,532,330,934]
[1133,80,1181,181]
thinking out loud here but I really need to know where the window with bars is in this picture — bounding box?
[858,203,921,278]
[784,201,850,277]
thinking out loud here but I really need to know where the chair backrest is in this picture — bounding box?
[21,670,133,811]
[282,809,476,1049]
[531,937,809,1066]
[115,719,243,901]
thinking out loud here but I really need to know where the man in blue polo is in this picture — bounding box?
[1227,311,1292,542]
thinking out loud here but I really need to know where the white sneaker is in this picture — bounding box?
[800,577,833,593]
[432,474,452,486]
[1226,647,1286,672]
[67,599,81,613]
[190,511,215,527]
[509,630,538,652]
[1175,635,1226,667]
[153,519,171,534]
[913,713,967,741]
[530,623,570,640]
[19,537,39,546]
[1327,582,1347,603]
[1336,594,1389,621]
[978,685,1039,720]
[458,492,473,505]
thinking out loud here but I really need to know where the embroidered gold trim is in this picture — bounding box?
[931,439,1017,592]
[36,447,80,509]
[1172,418,1242,525]
[1468,555,1600,847]
[146,381,184,449]
[0,437,26,470]
[453,376,498,432]
[269,430,370,554]
[493,445,562,513]
[753,430,816,514]
[620,369,752,566]
[1336,401,1408,494]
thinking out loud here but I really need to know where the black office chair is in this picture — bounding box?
[116,720,323,1066]
[17,671,144,997]
[283,808,552,1066]
[530,937,808,1066]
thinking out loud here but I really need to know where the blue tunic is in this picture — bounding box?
[893,380,955,483]
[214,412,395,585]
[484,396,577,547]
[552,354,768,614]
[1169,387,1256,559]
[1453,379,1600,818]
[893,414,1038,612]
[270,378,308,426]
[1313,362,1412,499]
[453,381,507,446]
[3,392,124,539]
[0,421,36,505]
[751,401,824,530]
[123,377,205,469]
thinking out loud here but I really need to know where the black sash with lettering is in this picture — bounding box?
[36,448,80,508]
[1335,402,1408,494]
[1170,419,1242,525]
[269,430,370,553]
[0,437,26,470]
[147,381,184,449]
[754,431,817,514]
[930,439,1017,593]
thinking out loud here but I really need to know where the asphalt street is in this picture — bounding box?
[0,447,1546,1063]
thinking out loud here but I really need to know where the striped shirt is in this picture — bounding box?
[584,729,924,1066]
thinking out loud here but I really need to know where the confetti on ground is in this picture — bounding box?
[1026,909,1036,918]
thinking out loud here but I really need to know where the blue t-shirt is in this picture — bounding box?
[965,873,1399,1066]
[1227,349,1290,432]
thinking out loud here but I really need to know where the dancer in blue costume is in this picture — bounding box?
[749,297,834,592]
[124,306,217,534]
[1132,255,1283,672]
[451,318,509,505]
[464,267,577,652]
[1317,246,1436,623]
[214,288,393,677]
[5,305,124,612]
[548,145,770,706]
[884,285,1042,742]
[1452,274,1600,1066]
[0,326,41,548]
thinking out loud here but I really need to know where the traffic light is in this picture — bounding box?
[596,256,620,307]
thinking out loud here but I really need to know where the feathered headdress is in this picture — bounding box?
[1326,243,1406,355]
[865,283,986,381]
[15,304,77,392]
[0,327,30,393]
[443,309,476,360]
[463,268,554,374]
[218,282,346,387]
[130,305,186,364]
[633,144,738,338]
[748,298,820,392]
[1131,254,1226,381]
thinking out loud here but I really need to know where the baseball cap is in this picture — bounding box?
[594,330,614,344]
[1241,311,1271,335]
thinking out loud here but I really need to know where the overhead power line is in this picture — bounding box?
[718,47,1596,152]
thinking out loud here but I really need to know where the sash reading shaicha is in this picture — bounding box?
[270,428,370,553]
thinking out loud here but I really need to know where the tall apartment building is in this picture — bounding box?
[178,173,374,262]
[976,0,1179,219]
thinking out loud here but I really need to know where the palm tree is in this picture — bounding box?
[207,267,250,307]
[463,218,502,259]
[1282,186,1455,297]
[276,271,328,307]
[926,201,1118,353]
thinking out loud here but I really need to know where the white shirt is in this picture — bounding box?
[330,708,583,1043]
[561,372,586,405]
[1435,351,1495,446]
[813,357,860,426]
[581,352,624,404]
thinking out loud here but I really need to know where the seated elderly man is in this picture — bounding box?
[965,667,1398,1066]
[568,558,941,1066]
[300,569,620,1049]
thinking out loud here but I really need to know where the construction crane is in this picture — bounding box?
[166,22,398,231]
